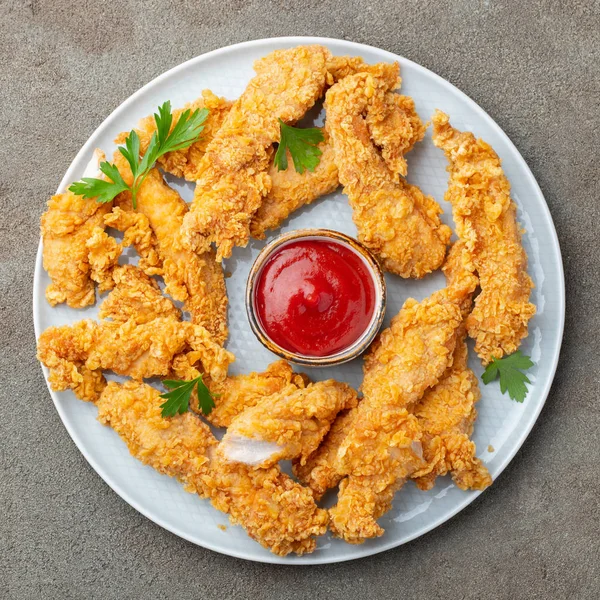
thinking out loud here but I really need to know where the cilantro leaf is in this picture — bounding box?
[274,119,324,174]
[68,101,208,209]
[482,351,534,403]
[159,375,216,418]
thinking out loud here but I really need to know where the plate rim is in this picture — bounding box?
[33,35,566,565]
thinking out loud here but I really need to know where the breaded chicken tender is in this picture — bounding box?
[98,265,181,324]
[412,328,492,491]
[181,45,331,261]
[250,130,339,238]
[97,381,328,556]
[41,190,112,308]
[103,207,162,276]
[97,380,216,487]
[203,360,308,428]
[110,160,228,344]
[292,406,357,499]
[86,227,122,292]
[219,380,357,468]
[325,65,451,278]
[329,258,477,543]
[432,110,535,363]
[37,317,233,401]
[132,96,340,239]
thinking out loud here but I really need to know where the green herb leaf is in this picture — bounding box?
[274,119,324,174]
[68,161,129,204]
[68,101,208,209]
[159,375,216,418]
[482,351,534,403]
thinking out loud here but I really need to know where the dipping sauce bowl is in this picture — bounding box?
[246,229,387,367]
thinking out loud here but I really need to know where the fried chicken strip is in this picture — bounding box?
[329,259,477,543]
[412,327,492,491]
[41,194,112,308]
[37,317,233,401]
[297,245,490,499]
[97,380,328,556]
[181,45,331,260]
[292,406,357,499]
[219,380,357,468]
[110,157,228,344]
[86,227,122,293]
[41,149,116,308]
[203,360,308,428]
[98,265,181,324]
[103,207,163,276]
[325,65,451,278]
[432,110,535,363]
[250,130,339,238]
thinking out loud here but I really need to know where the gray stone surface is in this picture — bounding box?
[1,0,598,598]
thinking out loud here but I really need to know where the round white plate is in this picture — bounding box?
[33,36,565,564]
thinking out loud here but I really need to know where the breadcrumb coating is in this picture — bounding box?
[325,65,451,278]
[250,130,339,238]
[37,317,233,401]
[97,381,328,556]
[219,380,357,468]
[432,110,535,364]
[412,328,492,491]
[181,45,331,261]
[86,226,122,293]
[203,360,308,428]
[41,191,112,308]
[98,265,181,324]
[104,206,162,276]
[292,407,357,500]
[328,258,475,543]
[110,159,228,344]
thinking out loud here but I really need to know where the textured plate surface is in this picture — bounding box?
[33,37,565,564]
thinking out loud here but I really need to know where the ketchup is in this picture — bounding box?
[254,239,376,357]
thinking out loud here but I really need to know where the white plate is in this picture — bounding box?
[33,36,565,564]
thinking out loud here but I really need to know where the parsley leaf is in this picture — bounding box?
[159,375,216,418]
[481,351,534,403]
[68,101,208,209]
[274,119,324,174]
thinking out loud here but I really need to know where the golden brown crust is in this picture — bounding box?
[104,206,163,276]
[96,380,328,556]
[292,407,357,499]
[327,258,477,543]
[412,328,492,491]
[37,318,233,401]
[86,226,122,293]
[432,110,535,363]
[98,265,181,324]
[250,130,339,238]
[41,191,113,308]
[110,157,228,344]
[220,380,357,468]
[181,45,331,260]
[203,360,307,428]
[325,66,451,278]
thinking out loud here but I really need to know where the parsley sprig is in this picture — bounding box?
[69,101,208,209]
[482,351,534,403]
[159,375,216,418]
[274,119,324,174]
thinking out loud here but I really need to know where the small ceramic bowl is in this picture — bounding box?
[246,229,387,367]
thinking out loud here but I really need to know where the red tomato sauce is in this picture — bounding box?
[254,239,377,357]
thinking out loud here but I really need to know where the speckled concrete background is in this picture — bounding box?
[1,1,598,598]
